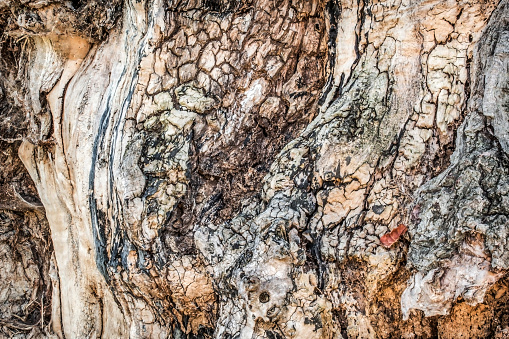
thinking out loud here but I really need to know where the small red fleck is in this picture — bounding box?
[380,224,408,248]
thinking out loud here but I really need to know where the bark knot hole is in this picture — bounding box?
[259,291,270,303]
[267,305,280,318]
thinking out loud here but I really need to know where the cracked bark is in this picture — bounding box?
[1,0,509,338]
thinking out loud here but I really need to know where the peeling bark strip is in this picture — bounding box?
[2,0,509,338]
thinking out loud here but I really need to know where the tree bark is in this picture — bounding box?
[1,0,509,338]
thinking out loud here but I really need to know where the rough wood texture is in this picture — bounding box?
[1,0,509,338]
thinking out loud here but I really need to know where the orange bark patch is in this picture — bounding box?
[380,224,408,248]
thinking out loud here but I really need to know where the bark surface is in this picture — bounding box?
[1,0,509,338]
